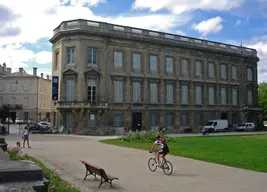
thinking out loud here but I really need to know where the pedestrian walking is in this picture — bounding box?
[22,127,31,148]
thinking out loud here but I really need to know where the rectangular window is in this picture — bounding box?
[181,85,188,105]
[113,114,123,127]
[181,113,188,126]
[88,113,96,128]
[133,53,141,71]
[113,80,123,103]
[67,47,75,64]
[150,83,158,103]
[150,55,158,72]
[247,89,253,105]
[55,52,59,68]
[10,82,17,91]
[165,113,173,126]
[181,59,188,75]
[66,79,75,101]
[208,87,215,105]
[232,66,237,80]
[208,62,215,78]
[24,97,29,107]
[232,88,238,105]
[114,51,123,67]
[220,87,226,105]
[132,82,141,103]
[166,84,174,104]
[195,113,202,125]
[220,64,226,79]
[166,57,173,72]
[88,48,97,64]
[195,61,202,76]
[23,82,30,91]
[195,86,202,105]
[88,79,97,102]
[150,113,157,127]
[247,68,253,81]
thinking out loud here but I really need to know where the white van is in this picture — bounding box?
[202,120,228,133]
[236,122,256,131]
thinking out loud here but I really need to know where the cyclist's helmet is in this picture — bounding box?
[155,135,160,141]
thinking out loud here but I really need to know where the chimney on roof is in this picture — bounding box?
[41,73,43,78]
[3,63,6,73]
[33,67,37,76]
[19,67,23,73]
[7,68,11,74]
[46,75,50,80]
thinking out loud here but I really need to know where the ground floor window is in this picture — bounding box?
[181,113,188,126]
[66,112,75,128]
[150,112,157,127]
[113,114,123,127]
[88,113,96,128]
[165,112,173,126]
[195,113,203,126]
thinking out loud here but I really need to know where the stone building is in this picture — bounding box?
[0,64,52,123]
[50,19,260,135]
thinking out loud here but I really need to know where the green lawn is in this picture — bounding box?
[101,134,267,172]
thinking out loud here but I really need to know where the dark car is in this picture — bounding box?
[26,123,49,132]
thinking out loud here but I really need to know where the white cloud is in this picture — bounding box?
[0,1,190,46]
[175,30,186,36]
[236,19,242,25]
[192,16,223,36]
[246,37,267,82]
[35,51,53,64]
[132,0,245,14]
[64,0,107,6]
[0,44,52,73]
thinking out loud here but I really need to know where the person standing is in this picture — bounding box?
[22,127,31,148]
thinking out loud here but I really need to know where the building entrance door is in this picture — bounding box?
[132,112,142,131]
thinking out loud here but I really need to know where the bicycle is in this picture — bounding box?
[148,151,173,176]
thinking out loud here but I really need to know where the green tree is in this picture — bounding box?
[258,82,267,119]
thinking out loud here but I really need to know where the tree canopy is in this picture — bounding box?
[258,82,267,119]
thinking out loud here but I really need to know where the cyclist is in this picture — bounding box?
[149,135,169,167]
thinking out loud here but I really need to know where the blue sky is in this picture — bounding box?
[0,0,267,81]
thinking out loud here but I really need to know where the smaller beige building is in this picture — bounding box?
[0,63,52,122]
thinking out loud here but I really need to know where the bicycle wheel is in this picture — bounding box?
[148,158,157,172]
[163,161,173,175]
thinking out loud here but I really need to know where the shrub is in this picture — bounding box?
[6,147,80,192]
[121,130,175,142]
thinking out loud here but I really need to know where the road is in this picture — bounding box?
[3,131,267,192]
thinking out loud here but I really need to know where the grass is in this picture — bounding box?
[7,147,80,192]
[101,134,267,172]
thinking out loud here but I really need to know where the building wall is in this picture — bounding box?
[0,77,38,121]
[38,77,52,120]
[51,27,259,133]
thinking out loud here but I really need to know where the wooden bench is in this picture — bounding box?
[80,160,119,188]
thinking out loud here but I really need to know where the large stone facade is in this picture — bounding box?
[50,19,260,135]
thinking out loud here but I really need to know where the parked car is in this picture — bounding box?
[202,120,228,135]
[39,121,51,128]
[15,118,24,124]
[26,122,49,132]
[236,122,256,131]
[0,123,7,135]
[5,118,13,124]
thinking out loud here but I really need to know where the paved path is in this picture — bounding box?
[5,134,267,192]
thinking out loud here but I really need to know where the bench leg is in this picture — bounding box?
[98,178,116,188]
[84,170,97,180]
